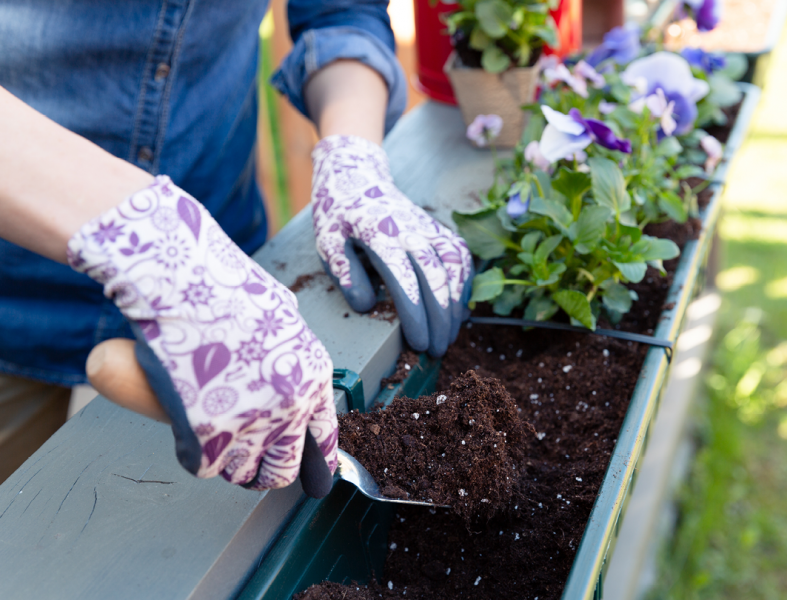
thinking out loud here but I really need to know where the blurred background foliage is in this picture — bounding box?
[649,21,787,600]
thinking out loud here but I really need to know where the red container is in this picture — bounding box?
[413,0,583,105]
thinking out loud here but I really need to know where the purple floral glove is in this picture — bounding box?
[67,177,338,490]
[311,135,474,357]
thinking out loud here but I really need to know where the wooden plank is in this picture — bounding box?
[0,101,491,599]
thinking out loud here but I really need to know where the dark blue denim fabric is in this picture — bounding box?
[0,0,403,385]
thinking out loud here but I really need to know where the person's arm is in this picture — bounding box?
[0,87,154,263]
[304,59,388,144]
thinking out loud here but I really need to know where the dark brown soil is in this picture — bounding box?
[380,350,421,388]
[339,372,536,522]
[289,271,332,293]
[369,298,398,323]
[297,581,382,600]
[706,101,742,145]
[684,176,714,209]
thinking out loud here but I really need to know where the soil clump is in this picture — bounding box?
[339,371,535,523]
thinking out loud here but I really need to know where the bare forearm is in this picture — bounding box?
[304,60,388,145]
[0,87,154,263]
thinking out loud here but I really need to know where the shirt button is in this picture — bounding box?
[154,63,170,82]
[138,147,154,162]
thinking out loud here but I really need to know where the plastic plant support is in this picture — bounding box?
[333,369,365,413]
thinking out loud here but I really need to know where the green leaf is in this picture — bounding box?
[554,289,594,329]
[469,27,492,50]
[529,196,572,234]
[675,164,705,179]
[610,81,632,104]
[639,237,680,261]
[524,295,559,321]
[493,285,526,316]
[602,282,634,313]
[571,206,612,253]
[470,267,506,303]
[609,106,637,129]
[613,261,648,283]
[453,208,512,259]
[589,157,631,215]
[517,251,534,266]
[619,223,642,244]
[481,46,511,73]
[533,24,559,47]
[708,73,743,107]
[536,262,566,286]
[719,53,747,80]
[619,209,637,227]
[519,231,542,253]
[521,112,545,147]
[656,137,683,157]
[496,204,520,232]
[475,0,512,39]
[552,168,591,201]
[533,234,563,265]
[657,191,688,223]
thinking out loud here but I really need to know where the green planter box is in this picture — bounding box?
[239,84,760,600]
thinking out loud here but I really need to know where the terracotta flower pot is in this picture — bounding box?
[444,51,539,148]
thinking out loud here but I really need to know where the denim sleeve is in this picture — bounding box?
[271,0,407,135]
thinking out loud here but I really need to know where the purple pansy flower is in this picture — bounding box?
[539,106,632,163]
[680,47,727,74]
[466,114,504,147]
[622,52,709,136]
[574,60,606,89]
[585,24,641,67]
[506,185,531,219]
[683,0,721,31]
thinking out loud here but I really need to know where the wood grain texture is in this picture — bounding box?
[0,102,493,599]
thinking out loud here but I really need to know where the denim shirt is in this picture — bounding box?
[0,0,406,386]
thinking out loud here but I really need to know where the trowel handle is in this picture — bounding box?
[86,338,333,498]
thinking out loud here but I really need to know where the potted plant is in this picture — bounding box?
[443,0,560,147]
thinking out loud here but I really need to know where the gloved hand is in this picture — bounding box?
[311,135,475,357]
[67,176,338,490]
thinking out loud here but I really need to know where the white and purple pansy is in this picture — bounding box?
[466,114,504,147]
[543,60,605,99]
[700,134,723,173]
[622,52,710,136]
[539,105,632,163]
[585,24,641,67]
[629,88,678,137]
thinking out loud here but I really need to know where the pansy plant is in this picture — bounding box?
[449,34,743,328]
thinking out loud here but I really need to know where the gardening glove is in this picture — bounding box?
[311,135,475,357]
[67,176,338,491]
